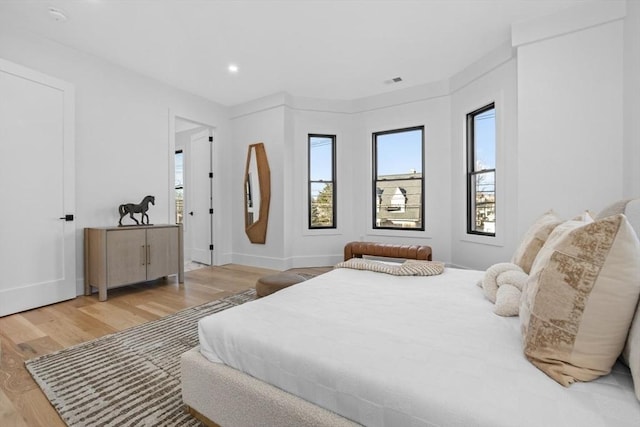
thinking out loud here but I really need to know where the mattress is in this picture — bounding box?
[198,267,640,427]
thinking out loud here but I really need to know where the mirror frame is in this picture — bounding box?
[244,142,271,244]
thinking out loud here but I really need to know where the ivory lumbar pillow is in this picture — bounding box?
[520,214,640,386]
[334,258,445,276]
[511,210,562,274]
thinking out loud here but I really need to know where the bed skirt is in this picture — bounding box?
[180,346,358,427]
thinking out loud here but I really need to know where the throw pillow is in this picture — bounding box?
[494,284,521,317]
[482,262,523,303]
[595,198,640,401]
[511,210,562,274]
[520,214,640,386]
[625,309,640,401]
[334,258,445,276]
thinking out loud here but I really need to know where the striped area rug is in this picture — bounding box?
[25,289,255,426]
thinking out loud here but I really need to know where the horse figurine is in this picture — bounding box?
[118,195,155,226]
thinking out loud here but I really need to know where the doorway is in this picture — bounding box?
[174,117,214,269]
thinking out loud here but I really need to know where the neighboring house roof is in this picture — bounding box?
[376,173,422,227]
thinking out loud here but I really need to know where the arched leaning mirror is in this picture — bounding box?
[244,142,271,244]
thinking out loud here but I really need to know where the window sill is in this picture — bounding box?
[302,228,343,237]
[367,228,433,239]
[459,232,504,247]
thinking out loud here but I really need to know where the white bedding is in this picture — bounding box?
[198,267,640,427]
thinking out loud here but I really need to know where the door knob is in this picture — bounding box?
[189,211,194,216]
[59,214,74,221]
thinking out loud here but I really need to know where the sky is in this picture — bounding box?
[375,128,423,176]
[175,151,184,187]
[280,112,496,195]
[474,108,496,170]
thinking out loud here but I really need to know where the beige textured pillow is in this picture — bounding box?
[520,214,640,386]
[625,310,640,400]
[511,211,562,274]
[596,198,640,400]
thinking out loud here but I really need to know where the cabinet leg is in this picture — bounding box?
[98,285,107,302]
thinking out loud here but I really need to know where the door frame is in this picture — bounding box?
[168,111,217,266]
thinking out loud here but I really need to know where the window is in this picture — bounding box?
[373,126,424,230]
[175,150,184,224]
[308,134,336,229]
[467,103,496,236]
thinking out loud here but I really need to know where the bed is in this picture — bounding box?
[181,205,640,426]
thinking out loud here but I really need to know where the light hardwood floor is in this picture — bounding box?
[0,264,276,427]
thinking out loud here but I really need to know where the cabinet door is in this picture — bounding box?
[146,227,179,280]
[106,229,147,286]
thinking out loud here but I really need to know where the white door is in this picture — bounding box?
[189,129,213,265]
[0,59,75,316]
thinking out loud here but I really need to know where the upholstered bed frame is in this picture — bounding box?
[181,242,432,427]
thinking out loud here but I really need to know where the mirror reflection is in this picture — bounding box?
[246,147,261,225]
[244,142,270,244]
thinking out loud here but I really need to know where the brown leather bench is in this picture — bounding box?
[343,241,432,261]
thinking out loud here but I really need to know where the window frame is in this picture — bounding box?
[308,133,337,229]
[175,149,184,225]
[372,126,425,231]
[466,103,496,237]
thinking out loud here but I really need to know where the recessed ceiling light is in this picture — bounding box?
[228,64,239,74]
[48,7,68,22]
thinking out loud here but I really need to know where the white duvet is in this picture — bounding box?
[198,267,640,427]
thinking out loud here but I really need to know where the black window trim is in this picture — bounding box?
[308,133,337,229]
[372,125,425,231]
[466,103,496,237]
[175,149,184,190]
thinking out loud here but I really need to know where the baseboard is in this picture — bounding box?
[230,253,288,270]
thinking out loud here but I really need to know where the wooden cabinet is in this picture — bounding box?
[84,225,184,301]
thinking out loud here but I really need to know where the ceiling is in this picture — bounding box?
[0,0,602,106]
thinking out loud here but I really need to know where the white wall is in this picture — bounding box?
[515,16,624,235]
[356,96,453,263]
[231,92,453,268]
[230,95,287,269]
[229,1,633,271]
[0,27,230,294]
[288,108,357,267]
[624,0,640,198]
[450,54,518,269]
